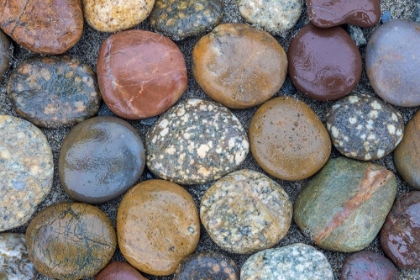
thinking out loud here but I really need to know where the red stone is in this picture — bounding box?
[95,262,147,280]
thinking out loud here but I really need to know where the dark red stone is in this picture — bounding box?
[95,262,147,280]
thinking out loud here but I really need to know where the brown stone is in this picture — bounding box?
[0,30,11,77]
[0,0,83,54]
[192,23,287,109]
[117,179,200,276]
[97,30,187,119]
[95,262,147,280]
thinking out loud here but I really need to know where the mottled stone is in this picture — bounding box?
[0,116,53,232]
[326,94,404,161]
[380,191,420,269]
[26,202,116,280]
[174,252,238,280]
[95,261,147,280]
[200,169,292,254]
[117,180,200,276]
[0,0,83,54]
[150,0,223,41]
[192,23,287,109]
[241,243,333,280]
[0,30,11,77]
[366,20,420,107]
[347,25,367,47]
[146,99,249,184]
[249,96,331,181]
[294,157,397,252]
[0,233,37,280]
[7,56,101,128]
[59,116,145,204]
[97,30,187,119]
[288,24,362,101]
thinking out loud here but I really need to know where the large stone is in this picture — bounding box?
[0,30,11,77]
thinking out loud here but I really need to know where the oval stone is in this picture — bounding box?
[0,0,83,54]
[0,115,53,232]
[200,169,292,254]
[146,99,249,185]
[0,30,11,77]
[241,243,333,280]
[294,157,397,252]
[366,20,420,107]
[97,30,187,119]
[288,24,362,101]
[95,262,148,280]
[326,94,404,161]
[249,96,331,181]
[7,56,101,128]
[117,180,200,276]
[59,116,145,204]
[26,202,117,280]
[192,23,287,109]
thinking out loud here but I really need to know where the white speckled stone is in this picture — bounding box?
[241,243,333,280]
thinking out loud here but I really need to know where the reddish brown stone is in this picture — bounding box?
[95,262,147,280]
[97,30,187,119]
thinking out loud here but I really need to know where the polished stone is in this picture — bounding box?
[95,261,147,280]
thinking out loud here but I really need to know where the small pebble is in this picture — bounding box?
[95,261,148,280]
[0,30,11,77]
[347,25,367,47]
[381,11,392,23]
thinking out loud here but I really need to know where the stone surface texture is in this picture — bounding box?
[0,30,10,77]
[95,261,148,280]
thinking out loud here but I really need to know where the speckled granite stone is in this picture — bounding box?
[0,233,37,280]
[200,169,292,254]
[7,56,101,128]
[0,115,53,232]
[326,94,404,161]
[0,30,11,77]
[146,99,249,184]
[150,0,223,41]
[241,243,333,280]
[95,261,148,280]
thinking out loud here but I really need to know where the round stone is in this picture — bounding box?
[294,157,397,252]
[288,23,362,101]
[0,233,37,279]
[26,202,117,279]
[380,191,420,269]
[117,180,200,276]
[174,252,239,280]
[150,0,223,41]
[97,30,187,119]
[0,30,11,77]
[95,261,148,280]
[238,0,302,33]
[7,56,102,128]
[0,115,53,232]
[146,99,249,184]
[341,251,399,280]
[366,20,420,107]
[192,23,287,109]
[326,94,404,161]
[241,243,333,280]
[0,0,83,54]
[249,96,331,181]
[59,116,145,204]
[200,169,292,254]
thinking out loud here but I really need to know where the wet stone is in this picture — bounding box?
[0,30,11,77]
[26,202,117,280]
[117,180,200,276]
[326,94,404,161]
[95,261,148,280]
[59,116,145,204]
[0,115,53,232]
[200,169,293,254]
[150,0,223,41]
[241,243,333,280]
[146,99,249,185]
[7,56,102,128]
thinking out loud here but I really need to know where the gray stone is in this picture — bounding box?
[347,25,367,47]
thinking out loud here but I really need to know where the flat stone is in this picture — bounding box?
[366,20,420,107]
[7,56,101,128]
[326,94,404,161]
[192,23,287,109]
[249,96,331,181]
[0,0,83,54]
[97,30,187,119]
[241,243,333,280]
[150,0,223,41]
[95,261,148,280]
[0,115,53,232]
[117,180,200,276]
[0,233,37,280]
[26,202,116,280]
[294,157,397,252]
[288,24,362,101]
[146,99,249,184]
[59,116,145,204]
[200,169,292,254]
[0,30,11,77]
